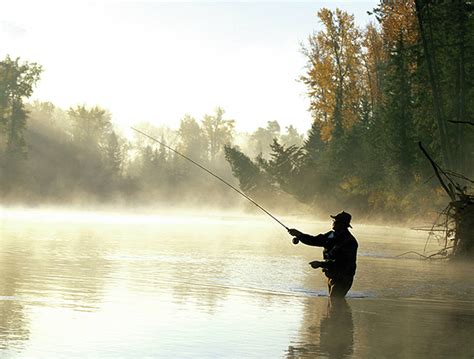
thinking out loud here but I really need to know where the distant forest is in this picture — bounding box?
[1,1,473,221]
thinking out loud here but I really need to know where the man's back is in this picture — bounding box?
[322,230,357,279]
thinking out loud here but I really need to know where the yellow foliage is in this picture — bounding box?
[362,23,385,110]
[302,8,364,140]
[379,0,418,47]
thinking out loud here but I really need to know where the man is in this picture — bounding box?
[288,211,358,298]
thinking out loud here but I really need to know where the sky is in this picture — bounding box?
[0,1,379,134]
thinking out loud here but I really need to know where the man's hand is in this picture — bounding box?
[309,260,324,269]
[288,228,303,237]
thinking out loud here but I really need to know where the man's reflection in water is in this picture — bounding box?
[320,298,354,358]
[287,298,354,358]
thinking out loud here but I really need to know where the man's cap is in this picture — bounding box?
[330,211,352,228]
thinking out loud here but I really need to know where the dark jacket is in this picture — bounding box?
[297,229,358,279]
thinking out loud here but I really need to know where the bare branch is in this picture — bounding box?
[448,120,474,126]
[418,142,456,201]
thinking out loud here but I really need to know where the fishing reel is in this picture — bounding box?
[292,237,299,245]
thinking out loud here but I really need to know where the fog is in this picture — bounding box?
[0,100,459,225]
[0,102,313,219]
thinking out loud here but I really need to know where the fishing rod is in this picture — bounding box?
[131,127,289,231]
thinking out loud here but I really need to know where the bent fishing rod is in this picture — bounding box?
[131,127,289,231]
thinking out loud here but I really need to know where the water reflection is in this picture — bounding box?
[0,300,29,353]
[320,299,353,358]
[0,254,30,351]
[287,298,354,358]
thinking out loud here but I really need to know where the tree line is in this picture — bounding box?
[0,60,303,207]
[1,1,472,220]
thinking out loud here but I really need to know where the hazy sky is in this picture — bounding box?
[1,1,378,133]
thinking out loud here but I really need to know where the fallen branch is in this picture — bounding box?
[396,251,430,259]
[396,248,451,260]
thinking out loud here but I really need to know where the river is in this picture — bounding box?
[0,207,473,358]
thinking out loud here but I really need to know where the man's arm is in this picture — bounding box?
[288,228,328,247]
[309,259,335,269]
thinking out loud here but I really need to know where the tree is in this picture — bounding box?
[414,0,474,174]
[301,8,363,141]
[299,8,369,204]
[224,145,272,196]
[389,39,416,186]
[258,139,306,200]
[66,105,121,197]
[248,120,281,157]
[27,101,55,127]
[0,56,42,191]
[201,107,235,162]
[361,23,385,118]
[68,105,112,149]
[177,114,207,162]
[280,125,304,148]
[104,130,125,178]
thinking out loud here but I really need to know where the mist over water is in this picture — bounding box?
[0,207,473,358]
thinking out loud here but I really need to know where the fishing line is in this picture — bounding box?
[131,127,289,231]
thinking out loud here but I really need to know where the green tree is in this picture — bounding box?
[177,114,207,162]
[67,105,120,197]
[383,35,416,189]
[0,56,42,191]
[298,120,330,202]
[68,105,112,149]
[258,139,305,200]
[280,125,304,148]
[104,130,125,178]
[414,0,474,174]
[249,120,281,157]
[202,107,235,162]
[224,145,271,196]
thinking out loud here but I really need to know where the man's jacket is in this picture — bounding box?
[297,229,358,279]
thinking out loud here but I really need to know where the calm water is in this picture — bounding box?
[0,208,473,358]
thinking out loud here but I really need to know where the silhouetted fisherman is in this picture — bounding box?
[288,211,358,298]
